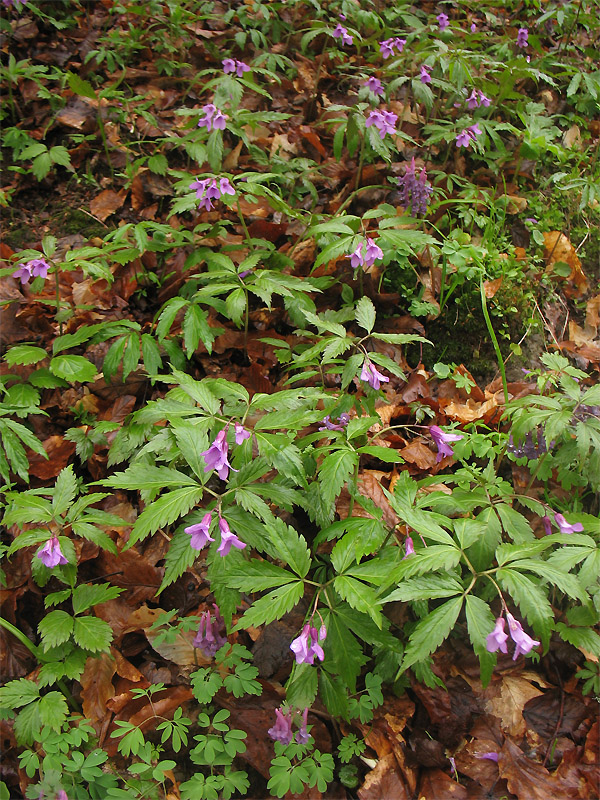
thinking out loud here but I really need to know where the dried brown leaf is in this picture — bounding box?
[81,652,116,729]
[358,753,410,800]
[484,675,543,738]
[90,189,126,222]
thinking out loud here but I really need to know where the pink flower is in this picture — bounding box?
[365,109,397,139]
[542,515,553,535]
[470,22,477,32]
[185,512,215,550]
[360,358,389,391]
[347,238,383,271]
[429,425,463,461]
[295,707,311,744]
[290,623,326,665]
[554,513,583,534]
[364,76,385,97]
[201,429,233,480]
[37,536,68,568]
[455,124,482,148]
[190,177,235,211]
[379,37,405,59]
[193,604,227,656]
[478,91,491,107]
[197,103,227,132]
[516,27,528,48]
[222,58,250,77]
[403,536,414,559]
[332,23,353,46]
[234,423,251,445]
[437,12,449,31]
[466,89,480,110]
[506,612,540,659]
[12,258,50,285]
[477,752,498,762]
[485,616,508,654]
[319,413,350,431]
[216,516,246,557]
[268,707,293,745]
[420,65,432,84]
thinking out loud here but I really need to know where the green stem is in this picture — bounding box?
[479,274,508,404]
[354,132,367,192]
[0,617,41,658]
[54,266,63,336]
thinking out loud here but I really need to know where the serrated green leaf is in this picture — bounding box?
[285,663,318,709]
[355,296,376,333]
[191,668,223,704]
[224,560,298,592]
[39,610,74,651]
[319,669,349,719]
[333,576,382,627]
[234,582,304,629]
[386,575,462,602]
[319,449,358,508]
[3,345,48,367]
[323,612,367,692]
[72,583,124,614]
[509,558,587,602]
[555,623,600,657]
[38,691,68,732]
[127,487,205,548]
[401,596,463,673]
[14,701,41,745]
[264,517,310,577]
[158,530,199,593]
[358,445,404,463]
[49,355,97,383]
[0,678,39,710]
[72,616,113,652]
[52,465,78,517]
[100,464,200,491]
[465,595,496,687]
[67,71,97,99]
[497,568,554,648]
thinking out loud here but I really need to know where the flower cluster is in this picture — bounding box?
[420,65,432,84]
[267,706,310,746]
[466,89,491,109]
[429,425,463,461]
[516,27,529,48]
[290,623,326,665]
[12,258,50,285]
[347,238,383,271]
[379,37,405,59]
[360,358,389,391]
[222,58,250,77]
[455,123,482,148]
[37,536,68,568]
[397,157,433,216]
[436,12,449,31]
[364,76,385,98]
[185,512,246,556]
[507,428,550,460]
[365,108,397,139]
[543,513,584,535]
[486,611,540,660]
[190,177,235,212]
[332,23,353,46]
[319,413,350,432]
[197,103,227,133]
[193,604,227,657]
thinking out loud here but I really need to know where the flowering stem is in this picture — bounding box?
[54,265,63,336]
[354,132,367,192]
[236,200,253,359]
[479,275,508,404]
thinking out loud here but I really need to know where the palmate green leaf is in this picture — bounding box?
[264,517,311,577]
[39,610,74,651]
[465,595,497,688]
[234,581,304,630]
[497,568,554,649]
[100,464,200,491]
[126,487,205,548]
[224,560,299,592]
[355,296,376,333]
[401,596,464,673]
[72,583,124,615]
[319,449,358,508]
[72,616,113,652]
[0,678,39,709]
[333,576,382,628]
[555,623,600,657]
[52,465,78,517]
[322,610,367,692]
[190,668,223,704]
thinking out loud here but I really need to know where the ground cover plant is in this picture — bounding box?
[0,0,599,798]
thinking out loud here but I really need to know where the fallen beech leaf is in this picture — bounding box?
[418,768,468,800]
[585,294,600,332]
[443,395,498,423]
[128,685,193,730]
[81,652,116,729]
[111,647,144,682]
[399,440,437,470]
[96,549,163,605]
[484,675,543,738]
[483,277,503,298]
[499,738,579,800]
[358,753,410,800]
[562,125,582,150]
[28,436,76,480]
[90,189,126,222]
[543,231,589,296]
[357,471,400,528]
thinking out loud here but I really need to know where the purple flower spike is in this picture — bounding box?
[295,707,311,744]
[403,536,414,559]
[397,157,433,216]
[319,413,350,432]
[485,616,508,654]
[429,425,463,462]
[516,27,529,48]
[268,707,294,745]
[437,12,449,31]
[506,612,540,659]
[217,516,246,557]
[37,536,68,568]
[554,513,584,534]
[332,23,353,46]
[420,65,432,84]
[201,429,233,480]
[185,512,215,550]
[234,422,251,445]
[360,359,390,391]
[365,109,397,139]
[194,604,227,657]
[364,76,385,97]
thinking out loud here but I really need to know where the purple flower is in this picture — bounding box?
[197,103,227,132]
[12,258,51,285]
[506,612,540,659]
[397,157,433,216]
[332,23,353,46]
[470,22,477,32]
[420,65,432,84]
[201,429,233,480]
[295,707,311,744]
[403,536,414,559]
[347,238,383,271]
[234,423,251,445]
[185,512,215,550]
[268,707,293,745]
[542,515,553,536]
[222,58,250,77]
[217,516,246,557]
[478,91,491,107]
[477,752,499,762]
[37,536,68,568]
[437,12,449,31]
[379,37,405,59]
[364,76,385,97]
[516,27,529,48]
[360,358,390,391]
[365,109,397,139]
[319,413,350,432]
[429,425,463,462]
[466,89,480,110]
[190,176,235,211]
[455,124,482,148]
[485,616,508,654]
[193,604,227,657]
[554,513,583,534]
[290,623,326,665]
